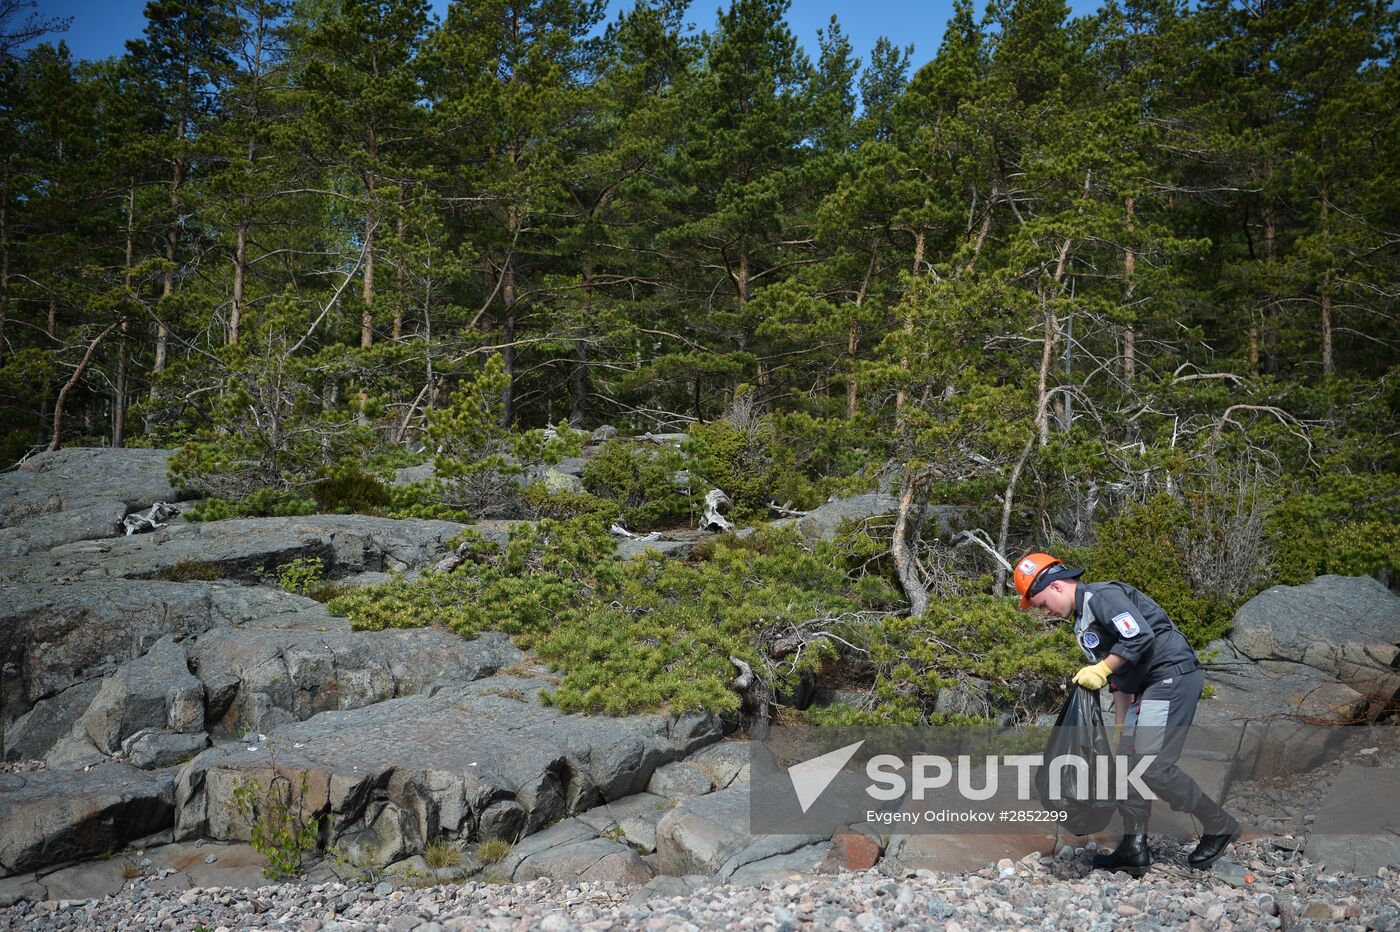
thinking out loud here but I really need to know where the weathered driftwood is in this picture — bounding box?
[700,489,733,532]
[122,502,180,535]
[609,523,660,542]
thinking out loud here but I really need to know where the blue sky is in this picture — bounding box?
[24,0,1099,71]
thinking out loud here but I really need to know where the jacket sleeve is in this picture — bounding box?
[1093,587,1156,665]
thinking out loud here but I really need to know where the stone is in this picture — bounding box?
[189,626,521,737]
[0,763,174,875]
[173,677,723,866]
[683,739,750,790]
[654,783,826,879]
[1300,901,1333,920]
[1228,575,1400,696]
[27,513,469,584]
[646,762,714,801]
[626,874,710,908]
[794,494,968,543]
[3,679,101,763]
[0,448,187,558]
[819,828,883,873]
[728,842,829,885]
[575,792,673,854]
[1305,766,1400,875]
[1198,657,1367,786]
[933,678,995,719]
[30,859,132,901]
[880,833,1056,875]
[79,635,204,755]
[0,873,44,907]
[122,730,210,769]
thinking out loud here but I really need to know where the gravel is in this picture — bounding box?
[5,838,1397,931]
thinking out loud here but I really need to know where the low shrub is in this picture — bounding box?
[185,488,317,521]
[580,440,692,529]
[311,462,392,514]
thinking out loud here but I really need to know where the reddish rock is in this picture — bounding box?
[819,828,883,872]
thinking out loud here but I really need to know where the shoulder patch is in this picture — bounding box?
[1111,611,1141,638]
[1080,630,1100,650]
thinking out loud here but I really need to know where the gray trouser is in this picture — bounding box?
[1118,667,1237,834]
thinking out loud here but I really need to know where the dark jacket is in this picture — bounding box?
[1072,580,1198,695]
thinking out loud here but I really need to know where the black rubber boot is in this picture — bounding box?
[1091,834,1152,877]
[1188,826,1242,869]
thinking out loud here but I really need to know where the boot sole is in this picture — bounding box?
[1188,828,1242,869]
[1091,861,1151,877]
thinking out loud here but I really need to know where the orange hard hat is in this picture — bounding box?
[1013,552,1083,609]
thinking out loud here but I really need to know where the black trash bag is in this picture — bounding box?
[1034,686,1118,836]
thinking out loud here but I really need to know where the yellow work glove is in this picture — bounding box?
[1072,660,1113,690]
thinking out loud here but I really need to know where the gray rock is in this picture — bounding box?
[727,841,829,885]
[3,679,100,763]
[0,448,187,557]
[173,677,723,867]
[614,534,705,562]
[1229,575,1400,697]
[337,800,418,866]
[808,687,869,711]
[654,783,826,879]
[0,762,174,876]
[934,678,995,718]
[0,501,130,559]
[79,635,204,755]
[626,873,710,908]
[589,426,618,444]
[794,494,969,543]
[3,513,469,586]
[189,627,521,737]
[392,463,436,486]
[513,835,652,884]
[27,858,131,901]
[0,872,44,906]
[1,580,341,727]
[526,466,583,494]
[685,739,750,789]
[575,792,673,854]
[121,730,209,769]
[1199,643,1364,779]
[1305,766,1400,875]
[647,762,714,801]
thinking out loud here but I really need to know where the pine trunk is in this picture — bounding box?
[1123,197,1136,384]
[571,257,592,427]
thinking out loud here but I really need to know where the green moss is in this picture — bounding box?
[161,559,224,581]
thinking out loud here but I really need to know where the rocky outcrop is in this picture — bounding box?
[653,783,828,880]
[784,493,970,543]
[0,448,188,557]
[79,635,204,755]
[0,763,174,875]
[1227,575,1400,698]
[1,582,349,750]
[3,513,472,586]
[491,818,653,885]
[187,626,522,737]
[172,678,723,868]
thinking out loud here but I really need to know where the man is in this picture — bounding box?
[1014,552,1240,876]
